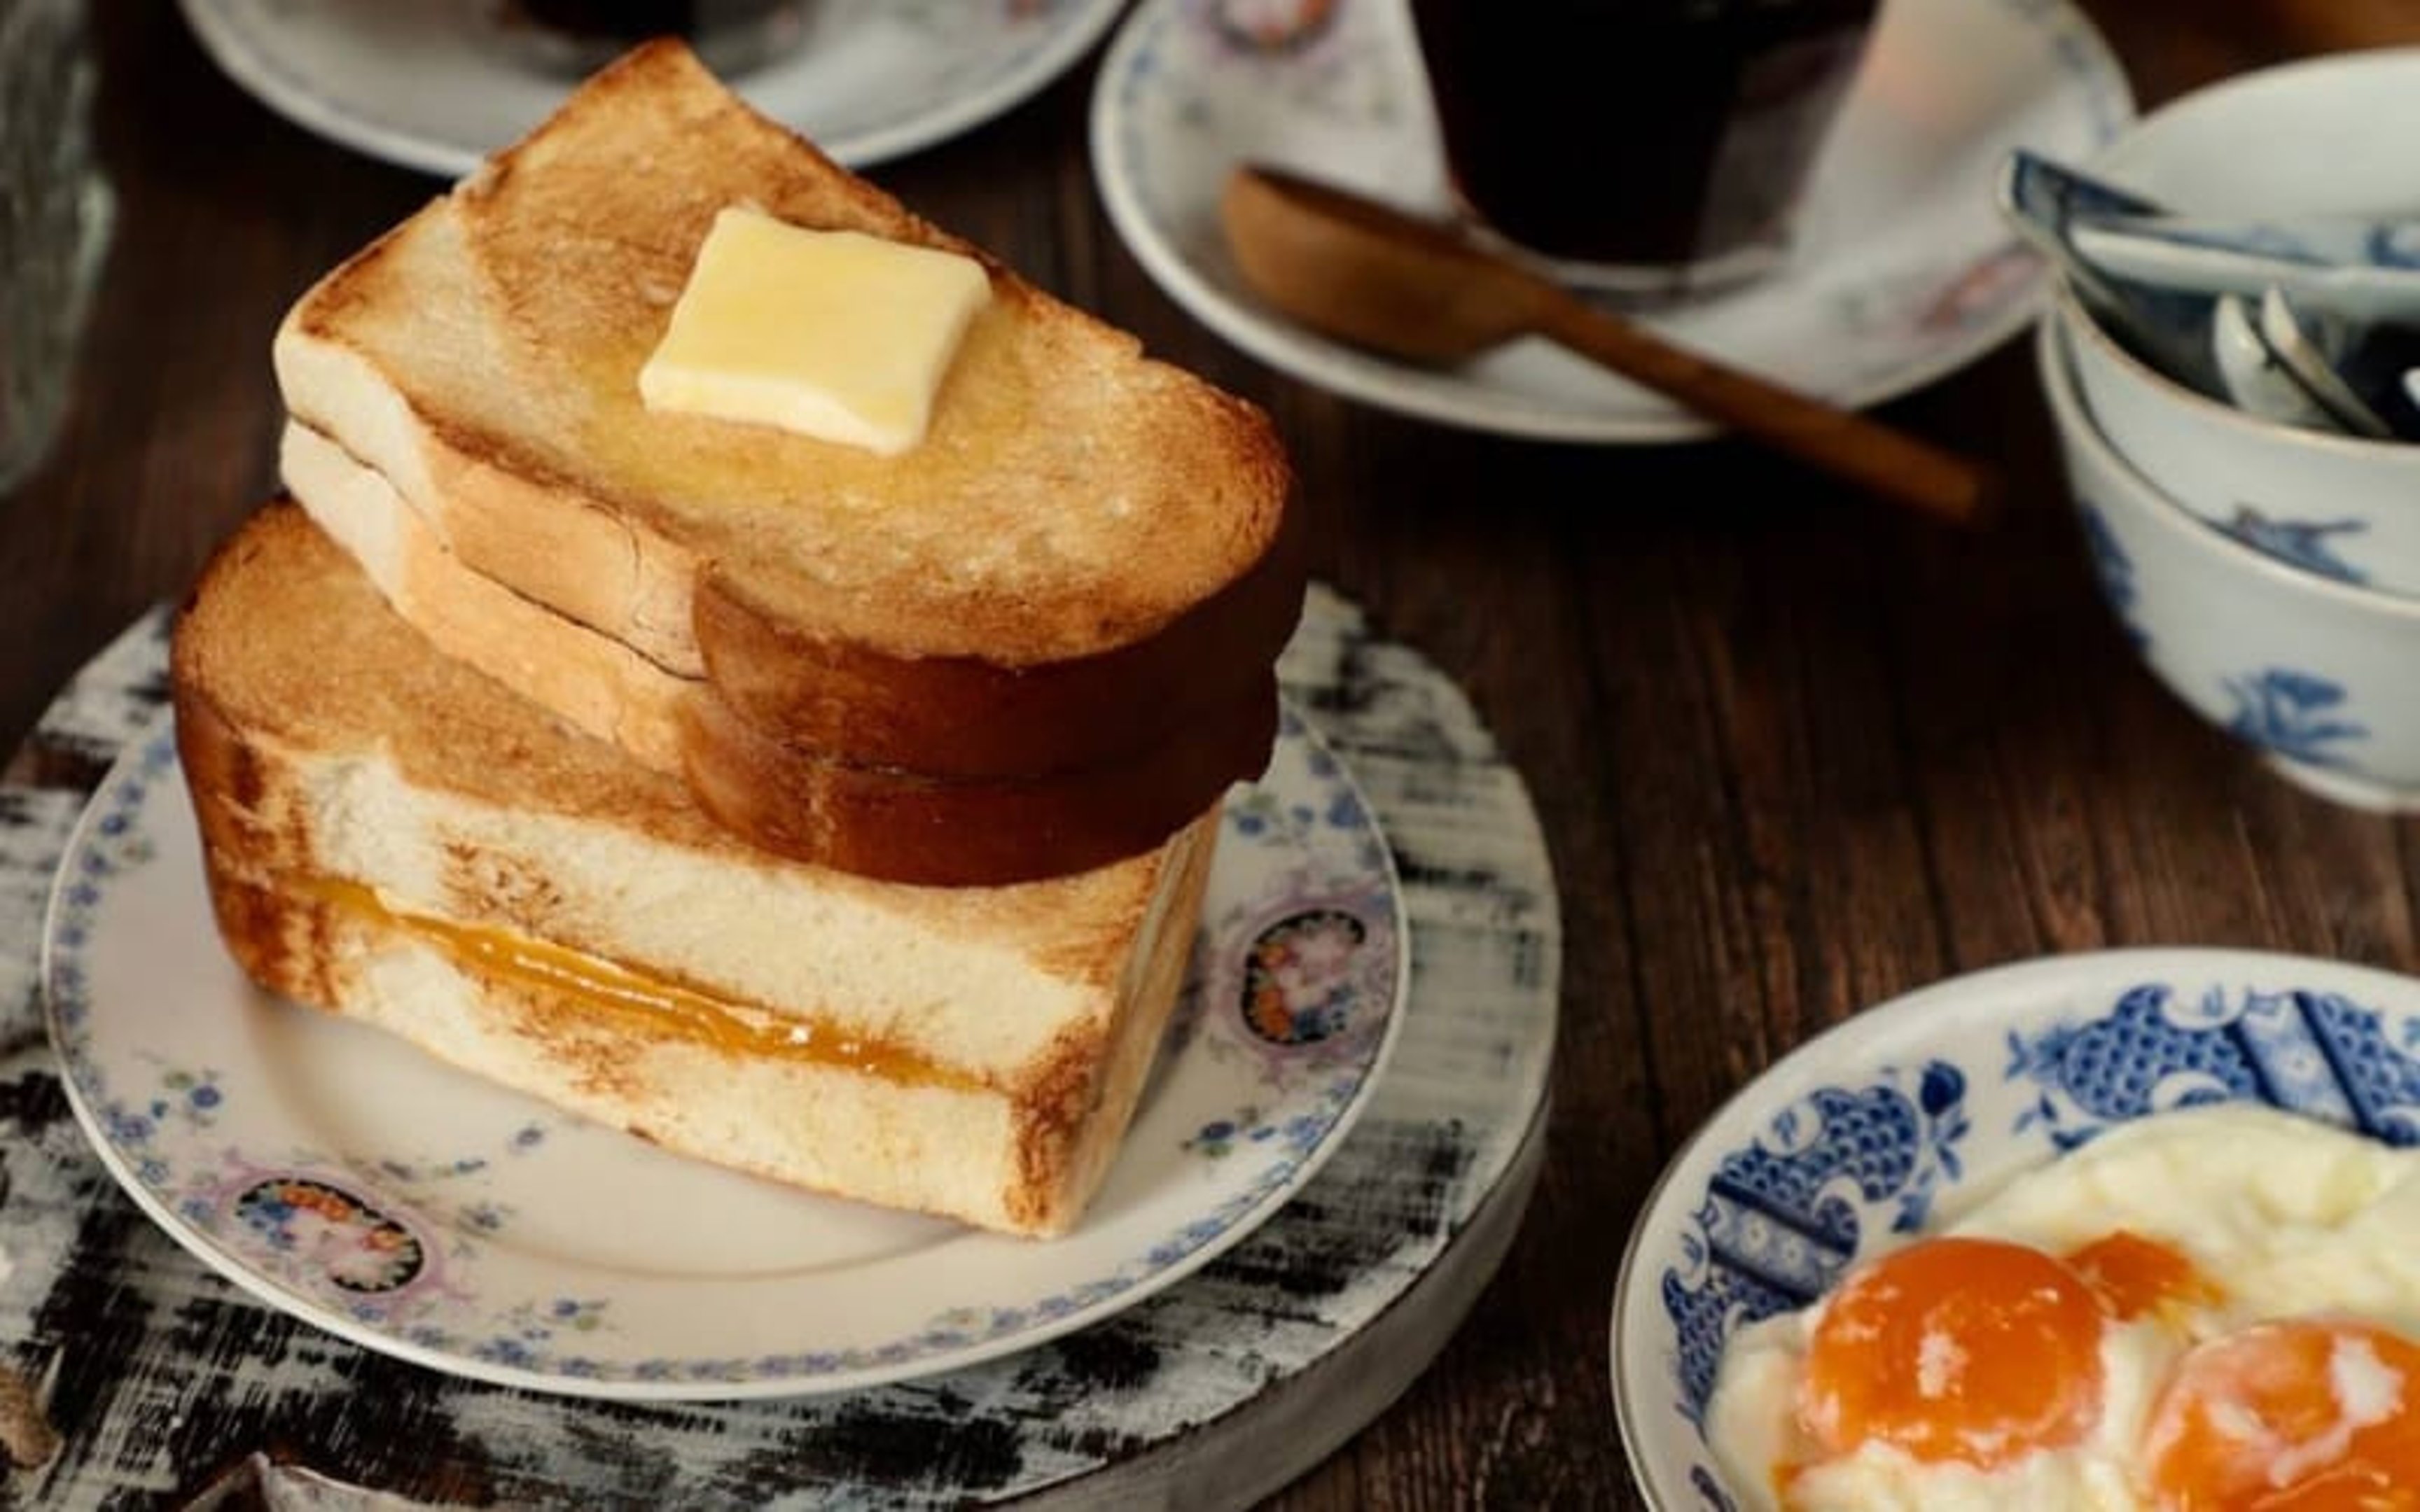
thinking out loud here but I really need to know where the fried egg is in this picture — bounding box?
[1704,1103,2420,1510]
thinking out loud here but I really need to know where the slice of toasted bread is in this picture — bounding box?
[274,39,1300,783]
[284,421,1272,883]
[174,503,1220,1235]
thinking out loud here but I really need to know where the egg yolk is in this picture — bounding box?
[2066,1229,2224,1321]
[1797,1236,2106,1469]
[2145,1320,2420,1510]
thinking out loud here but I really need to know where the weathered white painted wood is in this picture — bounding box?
[0,584,1560,1509]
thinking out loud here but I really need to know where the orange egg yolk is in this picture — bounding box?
[2146,1320,2420,1511]
[2066,1229,2225,1322]
[1797,1235,2106,1469]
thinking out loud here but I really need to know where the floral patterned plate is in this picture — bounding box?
[1090,0,2134,444]
[42,704,1405,1401]
[1610,948,2420,1508]
[179,0,1129,178]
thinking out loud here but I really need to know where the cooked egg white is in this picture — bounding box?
[1703,1104,2420,1511]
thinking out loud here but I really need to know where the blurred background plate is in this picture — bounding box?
[1090,0,2134,444]
[178,0,1130,176]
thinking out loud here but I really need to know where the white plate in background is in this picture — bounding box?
[1090,0,2134,442]
[180,0,1129,176]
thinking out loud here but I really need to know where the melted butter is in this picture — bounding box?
[302,878,980,1093]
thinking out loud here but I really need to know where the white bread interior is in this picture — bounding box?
[284,417,697,773]
[174,505,1221,1236]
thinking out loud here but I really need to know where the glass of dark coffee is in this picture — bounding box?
[493,0,810,77]
[1406,0,1880,300]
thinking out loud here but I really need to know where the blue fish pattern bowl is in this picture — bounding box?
[1611,948,2420,1508]
[2043,316,2420,812]
[2047,50,2420,602]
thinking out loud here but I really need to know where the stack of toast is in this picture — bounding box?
[173,42,1302,1237]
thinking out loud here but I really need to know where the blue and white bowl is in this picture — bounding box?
[1609,948,2420,1508]
[2057,50,2420,596]
[2040,316,2420,812]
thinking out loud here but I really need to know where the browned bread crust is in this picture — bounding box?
[172,503,1223,1235]
[681,678,1274,886]
[282,421,1277,882]
[275,39,1303,790]
[692,497,1307,778]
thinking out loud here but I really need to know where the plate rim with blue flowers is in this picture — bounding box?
[43,700,1408,1401]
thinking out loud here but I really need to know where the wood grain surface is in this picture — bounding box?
[2,4,2413,1508]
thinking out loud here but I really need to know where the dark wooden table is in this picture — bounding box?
[7,4,2418,1506]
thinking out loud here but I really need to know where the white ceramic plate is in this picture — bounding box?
[1090,0,2134,443]
[179,0,1130,176]
[1611,948,2420,1508]
[43,704,1405,1401]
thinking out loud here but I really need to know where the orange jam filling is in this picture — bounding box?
[302,878,981,1093]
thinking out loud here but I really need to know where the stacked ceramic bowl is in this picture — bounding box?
[2036,50,2420,812]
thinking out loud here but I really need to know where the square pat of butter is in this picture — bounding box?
[640,207,992,456]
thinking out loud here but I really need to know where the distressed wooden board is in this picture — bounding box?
[0,584,1560,1511]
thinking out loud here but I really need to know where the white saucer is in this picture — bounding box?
[1090,0,2135,443]
[179,0,1130,176]
[43,706,1406,1401]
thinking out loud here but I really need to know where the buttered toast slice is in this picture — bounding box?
[274,39,1300,784]
[284,421,1274,885]
[174,503,1220,1236]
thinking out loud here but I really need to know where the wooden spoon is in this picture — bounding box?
[1221,164,1998,526]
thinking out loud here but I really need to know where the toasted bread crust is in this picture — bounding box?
[175,505,1195,981]
[1009,808,1216,1231]
[275,40,1303,781]
[691,491,1306,777]
[284,425,1280,881]
[681,680,1272,886]
[172,505,1226,1235]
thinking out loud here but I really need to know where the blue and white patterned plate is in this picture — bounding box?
[179,0,1129,178]
[43,703,1406,1401]
[1610,948,2420,1508]
[1090,0,2132,444]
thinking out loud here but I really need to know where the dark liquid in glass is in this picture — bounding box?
[501,0,800,73]
[1408,0,1878,275]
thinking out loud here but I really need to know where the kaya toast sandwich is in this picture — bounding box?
[175,504,1221,1237]
[272,40,1302,886]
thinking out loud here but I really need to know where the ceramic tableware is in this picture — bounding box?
[1090,0,2132,444]
[2042,53,2420,595]
[2064,276,2420,593]
[2053,50,2420,597]
[2254,284,2397,438]
[177,0,1129,175]
[1612,948,2420,1508]
[45,707,1408,1399]
[2043,316,2420,811]
[2071,208,2420,326]
[1997,148,2217,391]
[2209,290,2348,433]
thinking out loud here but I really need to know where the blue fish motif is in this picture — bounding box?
[2220,508,2367,585]
[2221,668,2367,769]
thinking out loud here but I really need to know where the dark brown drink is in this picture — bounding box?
[1408,0,1878,290]
[497,0,806,76]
